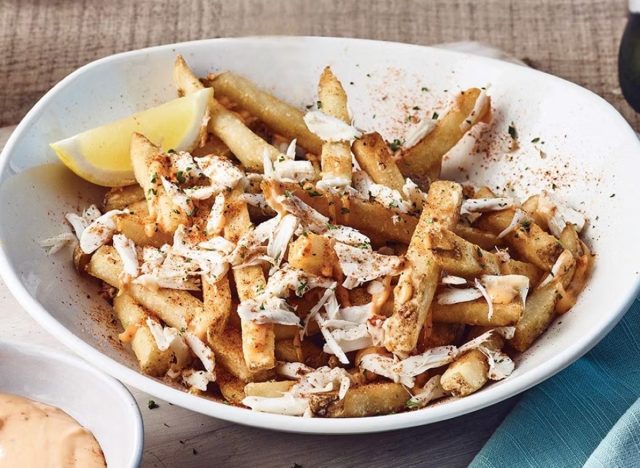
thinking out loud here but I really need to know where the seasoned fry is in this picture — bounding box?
[224,188,276,372]
[103,184,145,211]
[174,55,281,172]
[383,181,463,356]
[287,233,334,276]
[440,349,488,397]
[398,88,491,188]
[113,293,174,377]
[317,67,353,184]
[130,133,188,234]
[216,369,246,405]
[309,383,407,417]
[267,180,418,244]
[244,381,296,398]
[352,132,405,192]
[432,300,523,326]
[114,213,171,248]
[88,245,197,330]
[202,275,233,339]
[454,224,502,251]
[211,72,323,154]
[209,327,274,382]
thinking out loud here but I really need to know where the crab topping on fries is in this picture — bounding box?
[45,55,593,417]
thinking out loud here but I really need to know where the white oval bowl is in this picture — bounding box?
[0,340,143,466]
[0,37,639,434]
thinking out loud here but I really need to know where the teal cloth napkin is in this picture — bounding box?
[471,298,640,467]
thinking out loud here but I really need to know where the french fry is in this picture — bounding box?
[88,245,198,330]
[211,72,323,155]
[432,300,523,326]
[287,233,334,276]
[318,67,352,184]
[440,349,488,397]
[474,189,563,271]
[130,133,188,234]
[510,250,575,351]
[500,258,543,287]
[103,184,145,211]
[266,180,418,244]
[454,224,502,251]
[114,213,171,248]
[419,323,464,351]
[556,225,593,313]
[197,275,232,340]
[309,383,407,417]
[244,380,296,398]
[216,369,246,405]
[224,187,276,371]
[275,338,328,368]
[352,132,405,192]
[124,200,149,217]
[426,227,501,277]
[113,293,174,377]
[174,55,280,172]
[398,88,491,188]
[209,326,274,382]
[383,181,463,356]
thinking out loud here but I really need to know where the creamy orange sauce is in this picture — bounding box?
[118,320,142,343]
[0,393,106,468]
[370,276,393,316]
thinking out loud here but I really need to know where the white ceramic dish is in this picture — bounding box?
[1,37,639,434]
[0,340,143,466]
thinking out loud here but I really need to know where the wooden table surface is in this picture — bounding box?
[0,1,633,466]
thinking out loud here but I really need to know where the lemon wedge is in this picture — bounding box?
[50,87,212,187]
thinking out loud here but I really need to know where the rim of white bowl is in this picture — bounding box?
[0,339,144,466]
[0,36,639,434]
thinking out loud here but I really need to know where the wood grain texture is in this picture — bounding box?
[0,0,635,129]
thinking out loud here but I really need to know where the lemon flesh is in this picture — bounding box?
[50,87,212,187]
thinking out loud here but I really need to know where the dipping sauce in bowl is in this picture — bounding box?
[0,393,106,468]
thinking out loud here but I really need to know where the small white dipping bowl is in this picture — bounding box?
[0,340,143,467]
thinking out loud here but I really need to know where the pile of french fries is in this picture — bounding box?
[60,56,593,417]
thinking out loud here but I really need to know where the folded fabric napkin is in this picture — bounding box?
[438,41,640,468]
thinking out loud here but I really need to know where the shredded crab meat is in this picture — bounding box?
[301,285,337,338]
[316,176,351,191]
[537,196,586,238]
[498,208,527,239]
[194,155,245,189]
[161,177,192,213]
[474,278,494,320]
[322,323,373,354]
[267,215,298,269]
[170,151,201,180]
[315,313,350,364]
[184,332,216,374]
[333,242,403,289]
[404,119,436,148]
[458,327,516,380]
[241,193,270,211]
[39,232,77,255]
[292,366,352,400]
[303,110,362,142]
[66,204,101,238]
[206,193,226,236]
[437,287,482,305]
[406,375,447,408]
[460,197,515,215]
[112,234,139,277]
[539,250,575,287]
[353,171,412,214]
[242,394,309,416]
[459,87,489,132]
[276,362,313,380]
[273,159,316,183]
[237,296,301,325]
[402,178,426,210]
[441,275,468,286]
[79,209,126,254]
[145,318,191,367]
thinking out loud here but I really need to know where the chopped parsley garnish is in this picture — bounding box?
[405,399,420,409]
[296,281,308,296]
[306,189,321,197]
[278,156,285,162]
[388,139,403,152]
[255,284,265,294]
[176,171,186,184]
[357,242,371,249]
[508,124,518,140]
[340,207,350,214]
[432,112,439,120]
[389,201,399,209]
[167,148,176,154]
[305,104,313,110]
[316,100,323,109]
[610,193,616,198]
[150,172,158,184]
[521,220,532,231]
[531,137,540,143]
[147,188,157,196]
[421,87,429,92]
[148,400,159,410]
[366,73,371,78]
[284,189,293,198]
[412,105,421,110]
[326,222,338,230]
